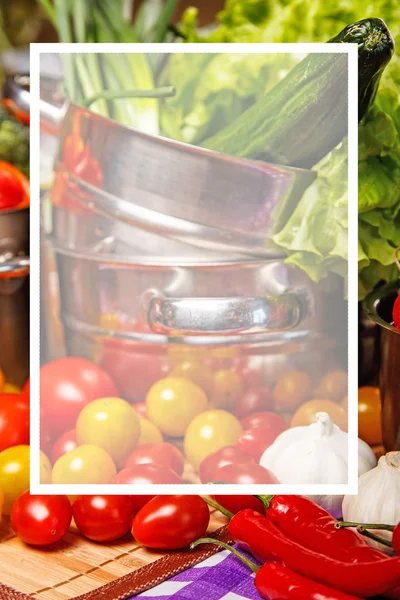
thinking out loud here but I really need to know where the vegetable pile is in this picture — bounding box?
[41,0,400,299]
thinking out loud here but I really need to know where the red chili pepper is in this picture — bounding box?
[191,538,359,600]
[229,509,400,597]
[394,524,400,555]
[262,495,389,563]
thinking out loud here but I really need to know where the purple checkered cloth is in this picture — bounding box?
[135,546,262,600]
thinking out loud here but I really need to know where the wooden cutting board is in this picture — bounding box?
[0,508,228,600]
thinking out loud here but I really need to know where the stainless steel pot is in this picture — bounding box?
[0,207,30,386]
[364,282,400,451]
[5,73,315,258]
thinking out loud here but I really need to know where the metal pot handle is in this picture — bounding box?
[147,293,303,336]
[0,257,30,276]
[3,75,65,135]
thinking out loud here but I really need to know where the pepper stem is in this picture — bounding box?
[335,521,395,532]
[201,497,234,519]
[190,538,259,573]
[356,528,393,549]
[255,495,274,509]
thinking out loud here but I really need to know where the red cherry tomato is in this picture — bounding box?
[233,366,263,389]
[0,393,30,452]
[100,343,166,403]
[11,492,72,546]
[40,357,118,436]
[235,387,275,418]
[241,411,288,435]
[131,495,155,509]
[133,402,148,419]
[236,427,281,461]
[393,295,400,329]
[73,495,137,542]
[213,462,279,484]
[212,495,265,515]
[132,495,210,549]
[20,379,30,408]
[0,163,26,210]
[393,523,400,555]
[124,443,185,477]
[113,464,182,485]
[51,429,77,464]
[198,446,254,484]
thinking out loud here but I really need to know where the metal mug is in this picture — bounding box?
[364,282,400,451]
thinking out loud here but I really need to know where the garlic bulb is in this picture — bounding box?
[342,451,400,553]
[259,412,377,517]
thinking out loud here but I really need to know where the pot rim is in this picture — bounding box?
[363,281,400,335]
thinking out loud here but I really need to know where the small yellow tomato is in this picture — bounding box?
[290,399,348,431]
[146,377,208,437]
[0,445,30,514]
[40,451,52,484]
[184,410,243,469]
[358,386,382,446]
[52,444,117,484]
[273,370,313,412]
[211,369,244,409]
[315,370,348,403]
[170,361,214,397]
[137,417,163,446]
[76,397,140,467]
[3,382,21,394]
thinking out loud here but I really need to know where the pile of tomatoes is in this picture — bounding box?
[32,353,355,486]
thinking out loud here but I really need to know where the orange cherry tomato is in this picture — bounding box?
[315,370,348,403]
[290,399,348,431]
[273,370,313,412]
[358,387,382,446]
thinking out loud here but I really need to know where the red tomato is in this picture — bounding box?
[124,443,185,477]
[113,464,182,485]
[235,387,275,418]
[198,446,254,484]
[132,495,210,549]
[51,430,77,464]
[236,427,281,461]
[213,462,279,484]
[11,492,72,546]
[73,495,137,542]
[241,411,288,435]
[0,394,30,452]
[131,495,155,509]
[100,344,166,403]
[233,366,263,389]
[0,163,25,209]
[133,402,148,419]
[20,379,30,408]
[212,495,265,515]
[393,523,400,555]
[40,357,118,435]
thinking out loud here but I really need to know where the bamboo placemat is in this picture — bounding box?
[0,508,229,600]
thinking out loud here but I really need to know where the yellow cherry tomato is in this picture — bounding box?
[273,370,313,412]
[0,445,30,514]
[3,382,21,394]
[211,369,244,409]
[52,444,116,485]
[76,397,140,467]
[146,377,208,437]
[170,361,214,397]
[315,370,348,403]
[137,417,163,445]
[290,399,348,431]
[184,410,243,469]
[40,451,52,484]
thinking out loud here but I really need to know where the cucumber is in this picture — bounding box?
[201,18,394,169]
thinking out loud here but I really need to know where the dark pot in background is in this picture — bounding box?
[363,283,400,451]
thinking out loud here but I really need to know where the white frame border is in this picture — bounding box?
[30,42,359,496]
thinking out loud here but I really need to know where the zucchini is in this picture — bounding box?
[201,18,394,169]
